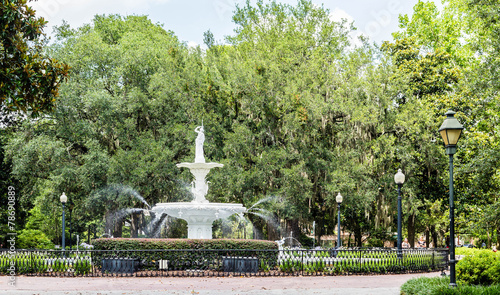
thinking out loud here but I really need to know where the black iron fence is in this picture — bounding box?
[0,248,448,277]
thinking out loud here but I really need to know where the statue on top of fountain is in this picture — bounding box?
[194,125,205,163]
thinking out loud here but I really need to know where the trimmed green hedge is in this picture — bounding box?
[92,238,279,271]
[92,238,278,251]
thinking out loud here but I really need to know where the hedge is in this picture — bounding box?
[92,238,278,251]
[92,238,279,271]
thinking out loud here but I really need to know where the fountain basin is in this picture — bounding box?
[152,202,246,239]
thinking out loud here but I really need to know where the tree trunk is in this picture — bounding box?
[354,226,362,247]
[316,218,324,247]
[425,229,429,248]
[113,219,123,238]
[130,212,140,238]
[431,225,438,248]
[248,214,265,240]
[407,213,416,248]
[285,219,300,247]
[267,213,280,241]
[497,226,500,247]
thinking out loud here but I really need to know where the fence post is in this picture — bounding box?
[358,249,362,273]
[30,250,33,275]
[301,250,304,276]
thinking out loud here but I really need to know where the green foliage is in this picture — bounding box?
[456,249,500,285]
[455,247,481,256]
[93,238,278,250]
[0,0,70,115]
[16,229,54,249]
[0,250,92,275]
[401,276,500,295]
[73,259,91,275]
[93,238,278,271]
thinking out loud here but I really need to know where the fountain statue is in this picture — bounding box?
[151,125,246,239]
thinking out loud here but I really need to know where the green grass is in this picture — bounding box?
[401,276,500,295]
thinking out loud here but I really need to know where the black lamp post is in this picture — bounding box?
[394,169,405,258]
[60,192,68,252]
[336,193,343,248]
[438,110,464,288]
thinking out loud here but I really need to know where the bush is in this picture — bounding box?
[298,233,314,248]
[16,229,54,249]
[366,237,384,247]
[401,276,500,295]
[455,247,480,256]
[92,238,279,271]
[456,249,500,285]
[92,238,278,251]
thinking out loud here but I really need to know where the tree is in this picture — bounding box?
[5,14,202,241]
[0,0,69,116]
[202,0,400,245]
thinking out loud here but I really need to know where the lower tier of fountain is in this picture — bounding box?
[151,202,246,239]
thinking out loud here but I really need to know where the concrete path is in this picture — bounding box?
[1,272,443,295]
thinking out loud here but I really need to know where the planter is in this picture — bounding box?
[223,256,259,273]
[102,258,138,274]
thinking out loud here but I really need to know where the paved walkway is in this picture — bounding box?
[1,272,443,295]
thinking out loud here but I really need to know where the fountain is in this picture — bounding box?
[151,125,246,239]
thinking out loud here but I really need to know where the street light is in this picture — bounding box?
[438,110,464,288]
[394,169,405,258]
[336,193,343,248]
[60,192,67,252]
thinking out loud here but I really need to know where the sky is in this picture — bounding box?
[30,0,443,48]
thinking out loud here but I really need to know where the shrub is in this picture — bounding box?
[92,238,278,251]
[401,276,500,295]
[456,249,500,285]
[16,229,54,249]
[366,237,384,247]
[92,238,279,271]
[455,247,480,256]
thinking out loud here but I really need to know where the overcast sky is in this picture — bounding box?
[30,0,443,47]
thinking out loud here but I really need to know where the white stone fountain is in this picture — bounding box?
[151,126,246,239]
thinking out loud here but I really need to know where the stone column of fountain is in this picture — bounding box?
[151,126,246,239]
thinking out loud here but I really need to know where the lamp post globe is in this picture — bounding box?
[60,192,67,251]
[394,169,405,258]
[336,193,343,204]
[336,193,343,248]
[438,110,464,288]
[60,192,67,204]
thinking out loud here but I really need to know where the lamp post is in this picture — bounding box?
[336,193,343,248]
[60,192,67,252]
[438,110,464,288]
[394,169,405,258]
